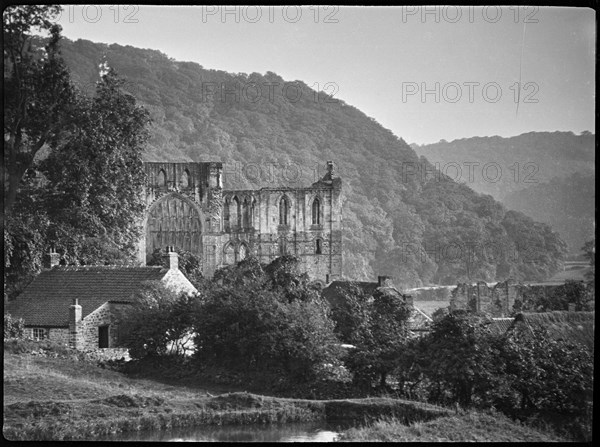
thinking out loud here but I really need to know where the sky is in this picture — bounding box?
[54,5,595,144]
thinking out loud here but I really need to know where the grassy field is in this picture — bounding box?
[3,342,565,442]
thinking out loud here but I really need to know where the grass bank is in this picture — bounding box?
[336,412,564,442]
[3,342,564,442]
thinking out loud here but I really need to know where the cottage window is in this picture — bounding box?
[32,328,47,340]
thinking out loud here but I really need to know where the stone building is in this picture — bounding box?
[140,160,343,282]
[6,248,196,350]
[449,280,569,317]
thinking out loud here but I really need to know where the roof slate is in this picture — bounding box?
[5,266,168,327]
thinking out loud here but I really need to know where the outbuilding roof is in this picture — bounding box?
[5,266,169,327]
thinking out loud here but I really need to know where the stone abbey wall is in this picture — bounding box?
[139,161,343,283]
[450,280,564,317]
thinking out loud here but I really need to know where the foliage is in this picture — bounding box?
[3,5,75,213]
[3,7,151,296]
[518,280,593,312]
[581,238,595,289]
[405,312,501,407]
[341,287,412,390]
[395,310,594,440]
[38,68,150,265]
[3,313,25,340]
[193,257,341,382]
[118,281,197,359]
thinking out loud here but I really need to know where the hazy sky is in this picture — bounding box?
[55,5,595,144]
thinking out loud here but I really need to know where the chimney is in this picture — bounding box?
[69,298,83,350]
[43,248,60,269]
[378,275,393,287]
[163,246,179,271]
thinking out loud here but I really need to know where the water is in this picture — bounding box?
[100,421,346,442]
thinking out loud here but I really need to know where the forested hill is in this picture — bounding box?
[503,172,595,254]
[412,133,595,254]
[57,38,567,286]
[411,132,595,202]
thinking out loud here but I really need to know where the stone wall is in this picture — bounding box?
[450,280,565,317]
[79,302,132,350]
[450,280,519,317]
[24,327,69,344]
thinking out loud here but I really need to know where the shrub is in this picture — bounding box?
[3,313,25,340]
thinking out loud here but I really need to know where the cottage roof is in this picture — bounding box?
[321,280,379,307]
[5,266,169,327]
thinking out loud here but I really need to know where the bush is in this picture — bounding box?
[194,257,342,382]
[118,281,197,359]
[4,313,25,340]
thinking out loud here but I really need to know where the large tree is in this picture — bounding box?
[3,5,75,213]
[3,6,151,297]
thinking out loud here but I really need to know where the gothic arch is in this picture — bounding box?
[180,169,190,188]
[157,169,167,188]
[311,196,322,225]
[223,242,235,265]
[230,196,241,230]
[279,194,290,226]
[143,192,203,263]
[238,242,249,262]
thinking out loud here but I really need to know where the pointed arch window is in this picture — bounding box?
[231,197,240,230]
[312,198,321,225]
[239,243,248,261]
[315,238,323,254]
[242,198,250,229]
[180,169,190,188]
[279,196,289,226]
[224,198,231,231]
[224,244,235,265]
[157,169,167,188]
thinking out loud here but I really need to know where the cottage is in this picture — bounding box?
[5,247,196,350]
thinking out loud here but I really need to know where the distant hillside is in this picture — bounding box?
[411,132,594,201]
[56,38,568,286]
[503,172,595,253]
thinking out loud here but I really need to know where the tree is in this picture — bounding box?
[413,311,499,407]
[3,5,76,213]
[581,238,595,290]
[119,281,197,359]
[344,287,412,390]
[193,257,341,382]
[3,7,151,297]
[38,69,150,265]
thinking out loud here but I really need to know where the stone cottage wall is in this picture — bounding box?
[81,302,132,350]
[24,327,70,344]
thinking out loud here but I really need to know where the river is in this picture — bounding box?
[98,421,348,442]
